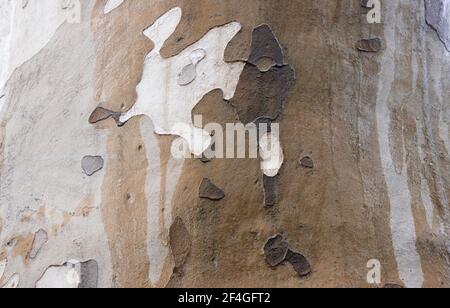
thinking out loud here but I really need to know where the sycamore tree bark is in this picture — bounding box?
[0,0,449,288]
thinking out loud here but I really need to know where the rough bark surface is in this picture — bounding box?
[0,0,449,288]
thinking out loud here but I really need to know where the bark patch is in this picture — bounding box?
[300,156,314,169]
[232,65,295,124]
[79,260,99,289]
[264,234,289,266]
[199,178,225,201]
[425,0,450,51]
[248,25,284,70]
[169,217,192,270]
[264,235,312,278]
[89,107,122,126]
[286,250,312,278]
[263,175,278,207]
[230,25,295,124]
[81,156,104,176]
[29,229,48,259]
[356,38,382,52]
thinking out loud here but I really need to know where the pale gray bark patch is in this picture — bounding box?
[29,229,48,259]
[178,49,207,86]
[425,0,450,51]
[82,156,104,176]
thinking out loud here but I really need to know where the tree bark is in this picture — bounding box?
[0,0,448,288]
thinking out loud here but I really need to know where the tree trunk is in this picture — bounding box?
[0,0,449,288]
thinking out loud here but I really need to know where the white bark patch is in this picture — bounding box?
[0,0,68,95]
[0,259,6,282]
[120,7,245,156]
[259,131,284,177]
[2,273,19,288]
[36,261,81,288]
[36,259,98,288]
[0,260,8,283]
[0,260,19,289]
[376,1,424,288]
[141,118,184,286]
[103,0,124,14]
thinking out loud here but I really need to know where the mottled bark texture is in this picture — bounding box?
[0,0,449,288]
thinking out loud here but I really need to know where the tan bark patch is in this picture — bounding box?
[74,194,96,218]
[11,234,34,267]
[98,118,151,288]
